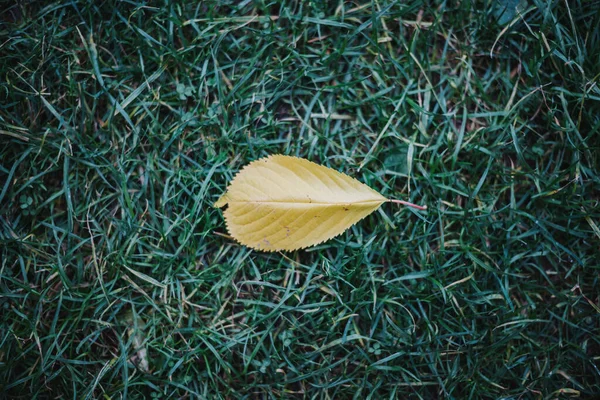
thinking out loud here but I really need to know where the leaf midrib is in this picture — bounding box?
[228,199,386,205]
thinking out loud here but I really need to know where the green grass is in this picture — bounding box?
[1,0,599,398]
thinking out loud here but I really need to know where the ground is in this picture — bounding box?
[1,1,599,398]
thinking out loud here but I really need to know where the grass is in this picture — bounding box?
[1,0,599,398]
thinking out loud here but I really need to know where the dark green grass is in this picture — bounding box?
[1,0,600,398]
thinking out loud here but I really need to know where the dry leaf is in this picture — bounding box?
[215,155,425,252]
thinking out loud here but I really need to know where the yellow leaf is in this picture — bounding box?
[215,155,424,252]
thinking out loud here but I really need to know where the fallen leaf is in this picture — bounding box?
[215,155,425,252]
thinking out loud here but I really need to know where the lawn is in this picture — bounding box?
[1,1,599,398]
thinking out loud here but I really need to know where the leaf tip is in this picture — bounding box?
[214,193,229,208]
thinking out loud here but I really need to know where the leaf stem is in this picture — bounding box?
[388,199,427,210]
